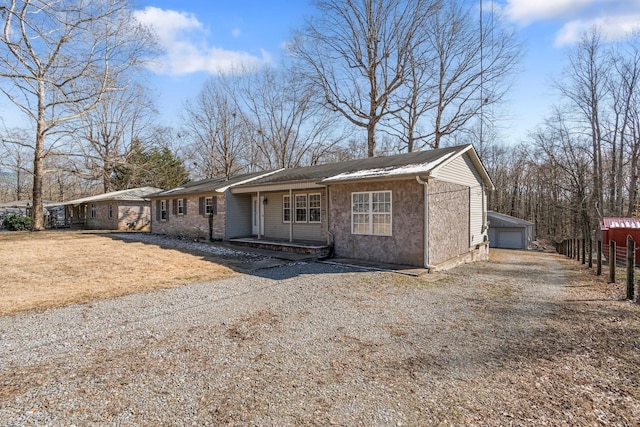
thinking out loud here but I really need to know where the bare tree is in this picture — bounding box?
[291,0,434,157]
[391,0,521,150]
[182,76,248,179]
[72,82,157,192]
[236,65,344,170]
[0,129,31,201]
[555,28,609,219]
[0,0,156,229]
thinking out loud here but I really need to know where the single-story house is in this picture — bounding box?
[62,187,162,231]
[151,144,494,270]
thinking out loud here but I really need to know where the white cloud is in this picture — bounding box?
[503,0,600,24]
[555,14,640,46]
[231,28,241,38]
[133,7,270,76]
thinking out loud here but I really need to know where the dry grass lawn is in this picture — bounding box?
[0,231,236,316]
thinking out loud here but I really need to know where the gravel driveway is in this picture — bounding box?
[1,245,639,426]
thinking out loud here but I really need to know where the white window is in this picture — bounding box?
[351,191,392,236]
[90,203,96,218]
[176,199,184,216]
[309,193,321,223]
[283,195,291,223]
[205,197,214,215]
[295,194,307,222]
[160,200,167,220]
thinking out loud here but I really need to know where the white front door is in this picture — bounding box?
[251,196,264,236]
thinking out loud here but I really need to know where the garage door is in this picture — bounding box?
[498,230,524,249]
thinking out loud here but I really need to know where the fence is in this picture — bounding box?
[556,235,637,302]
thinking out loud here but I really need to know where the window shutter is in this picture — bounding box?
[199,197,204,215]
[166,199,170,218]
[183,198,187,215]
[172,199,177,215]
[156,200,160,221]
[212,196,217,215]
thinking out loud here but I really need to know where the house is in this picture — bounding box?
[600,217,640,265]
[152,144,494,270]
[62,187,162,231]
[149,171,280,240]
[487,211,535,249]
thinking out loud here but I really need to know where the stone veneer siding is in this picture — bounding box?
[85,201,151,231]
[151,193,226,240]
[328,180,424,267]
[427,180,470,266]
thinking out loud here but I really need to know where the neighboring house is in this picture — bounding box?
[62,187,162,231]
[600,217,640,264]
[0,200,60,228]
[153,144,494,270]
[487,211,535,249]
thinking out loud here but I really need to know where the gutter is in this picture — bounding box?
[416,175,433,270]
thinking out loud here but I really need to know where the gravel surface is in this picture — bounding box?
[1,242,639,426]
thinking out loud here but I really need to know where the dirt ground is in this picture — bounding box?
[0,230,236,316]
[1,233,639,425]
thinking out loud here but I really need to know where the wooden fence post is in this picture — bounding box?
[609,240,616,284]
[596,239,602,276]
[627,236,635,301]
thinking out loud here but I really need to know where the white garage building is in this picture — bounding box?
[487,211,535,250]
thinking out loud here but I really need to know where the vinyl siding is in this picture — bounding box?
[435,154,487,247]
[262,191,324,242]
[225,192,252,238]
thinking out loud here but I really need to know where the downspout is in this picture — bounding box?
[416,175,432,270]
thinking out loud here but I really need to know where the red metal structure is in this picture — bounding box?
[600,217,640,265]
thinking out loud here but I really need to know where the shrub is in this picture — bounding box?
[2,214,32,231]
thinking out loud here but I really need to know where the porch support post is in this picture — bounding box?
[257,191,261,240]
[289,188,293,242]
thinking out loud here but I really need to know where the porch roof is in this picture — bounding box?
[61,187,162,205]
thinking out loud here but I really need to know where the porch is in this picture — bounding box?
[228,237,333,259]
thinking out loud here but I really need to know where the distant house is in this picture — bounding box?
[62,187,162,231]
[487,211,535,249]
[152,144,494,270]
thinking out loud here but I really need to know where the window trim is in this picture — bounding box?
[351,191,392,236]
[176,198,184,216]
[282,195,291,223]
[90,203,96,219]
[295,194,307,223]
[308,193,321,223]
[205,197,214,215]
[160,200,168,221]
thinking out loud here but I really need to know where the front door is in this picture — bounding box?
[251,196,264,236]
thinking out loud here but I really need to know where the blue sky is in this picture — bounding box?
[3,1,640,145]
[133,0,640,145]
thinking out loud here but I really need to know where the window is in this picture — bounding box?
[176,199,184,216]
[205,197,214,215]
[160,200,167,220]
[283,195,291,223]
[199,196,217,216]
[108,203,113,219]
[295,195,307,222]
[90,203,96,218]
[309,193,321,223]
[351,191,392,236]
